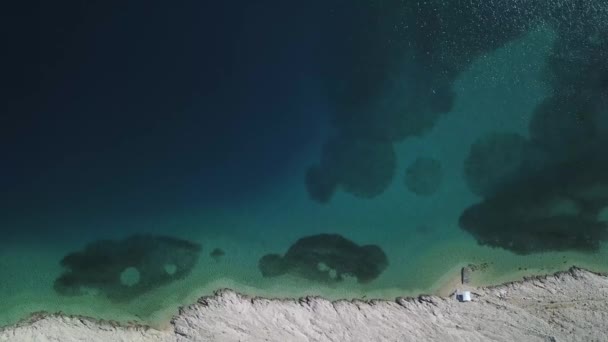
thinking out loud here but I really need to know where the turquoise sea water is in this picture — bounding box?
[2,1,608,328]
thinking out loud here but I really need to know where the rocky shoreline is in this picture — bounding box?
[1,267,607,341]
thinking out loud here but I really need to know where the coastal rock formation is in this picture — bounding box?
[258,234,388,284]
[2,268,608,341]
[54,235,201,301]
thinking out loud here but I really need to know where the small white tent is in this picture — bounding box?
[456,291,472,302]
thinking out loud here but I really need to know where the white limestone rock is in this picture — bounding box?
[2,267,607,342]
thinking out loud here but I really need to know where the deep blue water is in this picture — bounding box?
[2,1,333,235]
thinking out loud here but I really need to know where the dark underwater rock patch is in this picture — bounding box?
[460,156,608,254]
[306,135,396,202]
[459,3,608,254]
[324,138,396,199]
[529,93,601,163]
[329,70,454,143]
[258,234,388,284]
[306,0,544,203]
[305,164,338,204]
[54,235,201,301]
[464,132,528,198]
[404,157,443,196]
[312,1,608,255]
[210,248,225,262]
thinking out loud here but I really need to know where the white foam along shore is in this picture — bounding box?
[1,267,607,342]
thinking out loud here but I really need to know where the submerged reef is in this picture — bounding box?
[404,157,443,196]
[306,0,543,203]
[529,93,602,163]
[305,164,337,204]
[459,0,608,253]
[306,135,396,202]
[54,235,201,301]
[308,0,608,210]
[258,234,388,284]
[464,132,528,198]
[328,62,455,143]
[209,248,225,262]
[460,155,608,254]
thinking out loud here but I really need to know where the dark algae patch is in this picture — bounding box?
[306,135,396,203]
[460,155,608,254]
[4,0,608,329]
[258,234,388,284]
[464,132,528,198]
[210,248,225,262]
[54,235,201,301]
[405,157,443,196]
